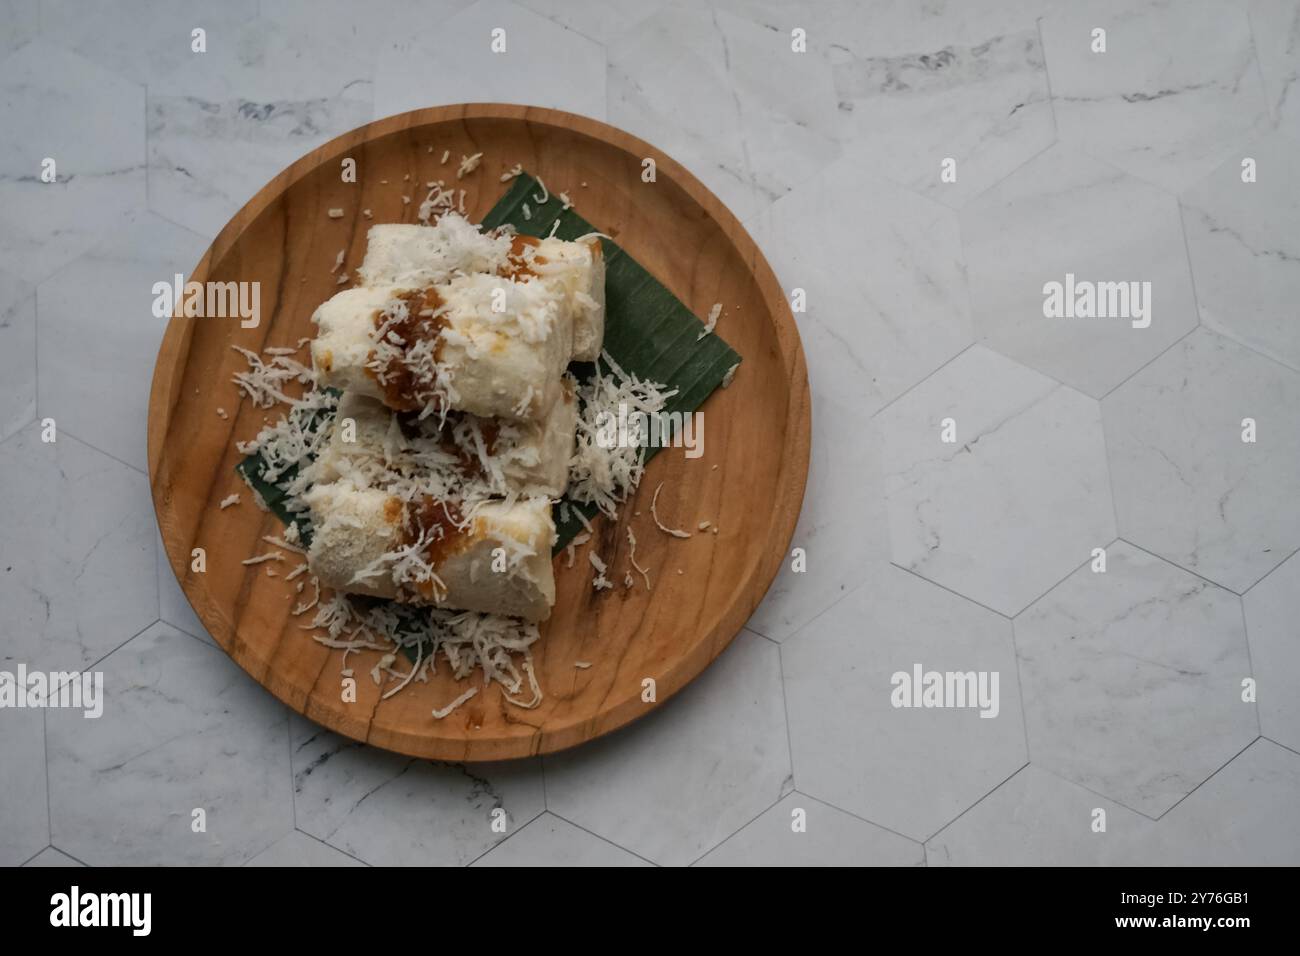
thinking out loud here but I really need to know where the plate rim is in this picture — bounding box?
[147,103,811,760]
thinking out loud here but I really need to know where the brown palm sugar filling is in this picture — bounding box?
[501,233,546,279]
[367,287,448,411]
[385,494,474,600]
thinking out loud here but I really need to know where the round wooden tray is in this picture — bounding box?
[148,105,810,761]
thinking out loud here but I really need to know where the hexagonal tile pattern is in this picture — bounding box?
[696,792,922,867]
[926,765,1152,865]
[0,41,146,284]
[544,631,790,866]
[1040,0,1269,192]
[783,564,1026,842]
[0,1,38,61]
[244,830,365,867]
[1244,550,1300,752]
[1182,129,1300,370]
[877,345,1116,617]
[962,144,1197,398]
[0,269,36,442]
[756,156,973,416]
[1112,739,1300,865]
[0,425,157,673]
[147,92,371,239]
[472,812,651,866]
[1102,328,1300,593]
[38,210,207,471]
[746,392,890,642]
[40,0,259,92]
[373,0,605,120]
[0,705,47,866]
[1249,0,1300,137]
[608,4,840,225]
[832,25,1053,209]
[47,623,295,865]
[1015,541,1256,817]
[291,717,545,866]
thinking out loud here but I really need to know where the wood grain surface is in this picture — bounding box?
[147,104,810,761]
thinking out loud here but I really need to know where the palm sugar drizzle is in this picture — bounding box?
[388,494,474,601]
[368,287,448,412]
[500,233,546,279]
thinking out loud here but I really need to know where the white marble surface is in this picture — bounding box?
[1243,551,1300,753]
[1250,0,1300,136]
[544,632,790,866]
[1015,541,1257,817]
[0,268,36,443]
[1182,129,1300,370]
[46,622,295,866]
[1102,328,1300,593]
[1041,0,1270,192]
[695,792,923,867]
[374,0,606,120]
[22,847,85,867]
[756,156,973,416]
[243,829,366,867]
[962,144,1198,398]
[0,424,157,673]
[1114,738,1300,866]
[291,717,545,866]
[2,0,1299,867]
[877,345,1116,616]
[926,765,1151,866]
[0,704,47,866]
[783,564,1026,842]
[745,391,890,642]
[607,4,840,225]
[834,26,1054,209]
[0,40,146,284]
[37,211,207,471]
[471,812,651,866]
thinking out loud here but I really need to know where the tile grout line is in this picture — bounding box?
[921,762,1031,847]
[543,810,661,867]
[1035,14,1059,140]
[60,427,148,477]
[291,826,372,867]
[776,642,798,803]
[685,790,785,867]
[1240,543,1300,596]
[1150,735,1262,822]
[779,788,926,853]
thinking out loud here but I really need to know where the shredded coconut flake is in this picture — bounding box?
[218,493,240,510]
[650,482,691,538]
[698,302,721,340]
[432,685,478,719]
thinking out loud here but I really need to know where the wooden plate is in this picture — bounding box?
[148,105,810,761]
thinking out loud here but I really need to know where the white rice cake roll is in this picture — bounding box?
[505,234,606,361]
[304,482,557,622]
[314,387,577,498]
[356,215,511,288]
[311,276,572,421]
